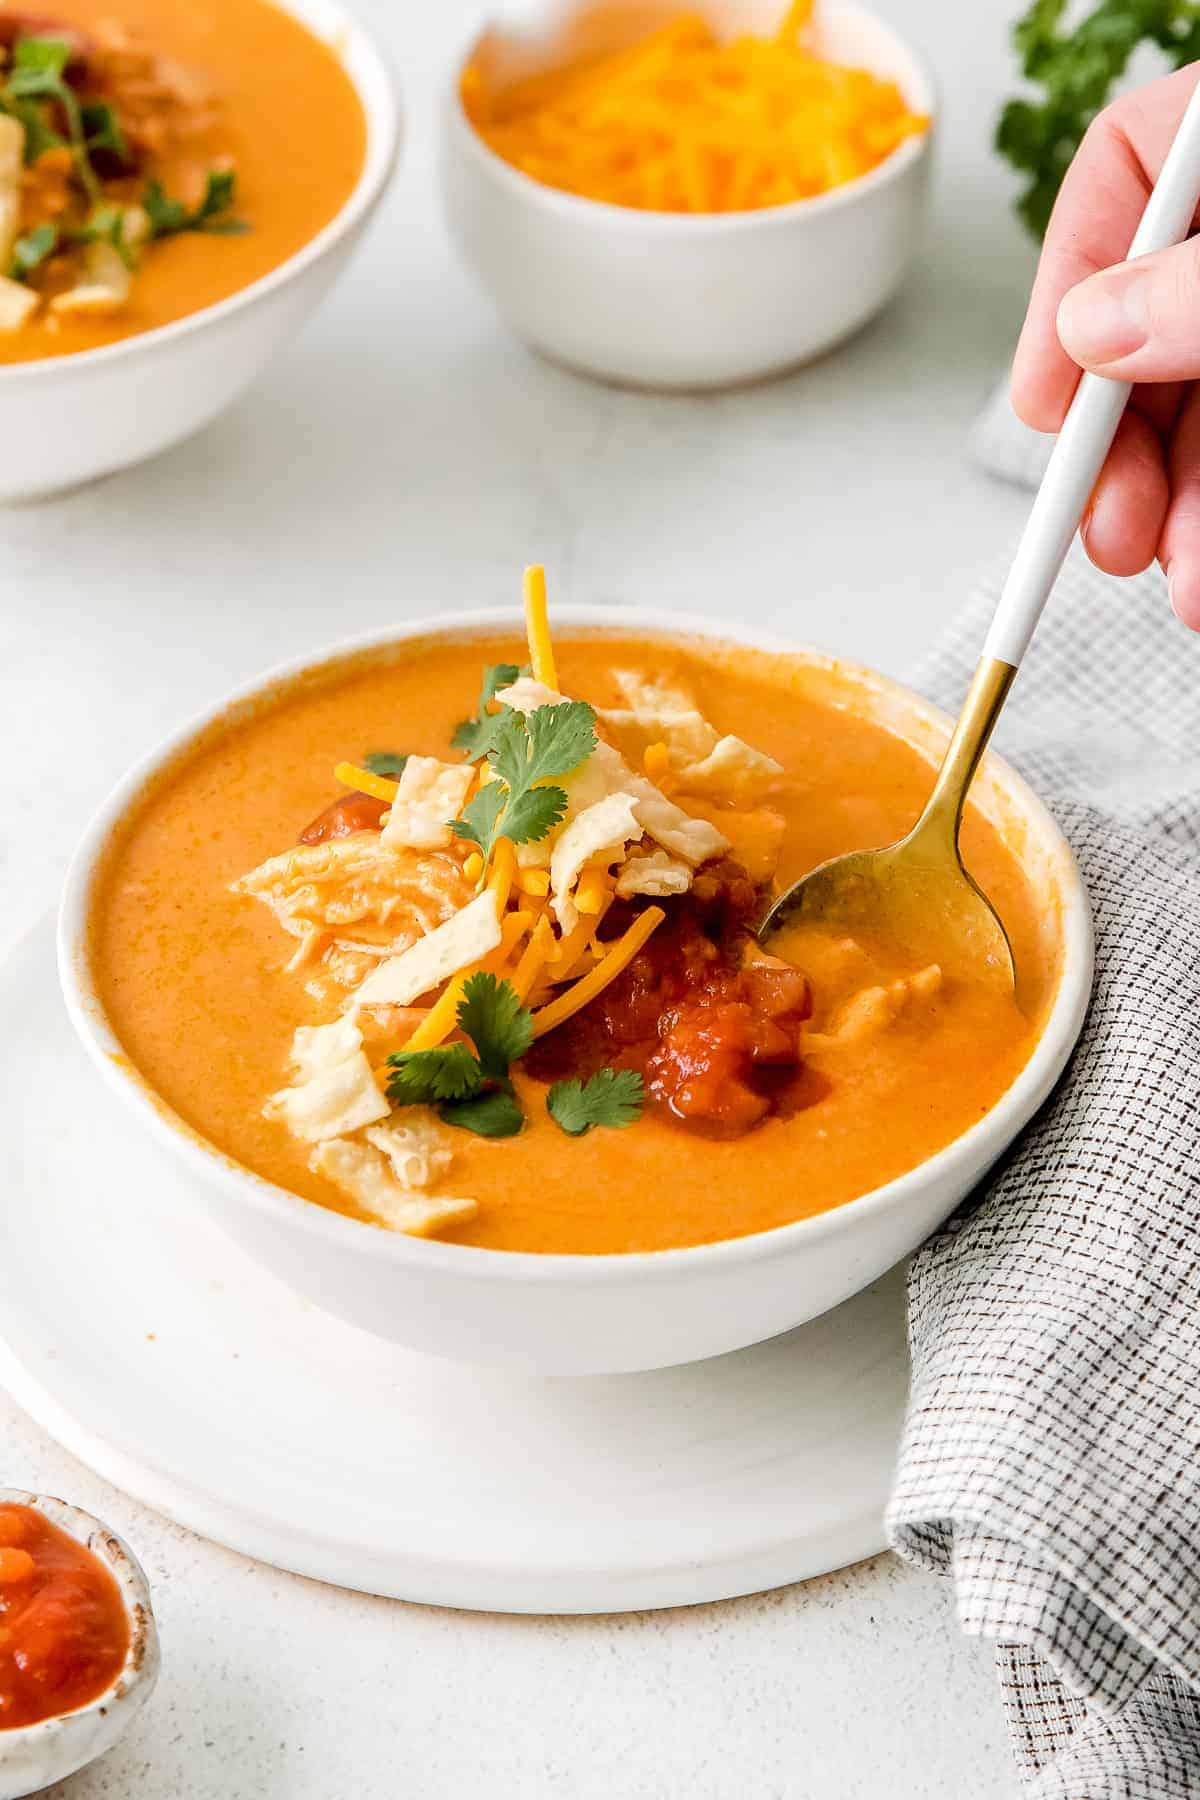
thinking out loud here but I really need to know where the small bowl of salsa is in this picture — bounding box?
[0,1491,159,1798]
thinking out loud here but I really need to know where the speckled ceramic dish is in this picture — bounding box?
[0,1491,159,1799]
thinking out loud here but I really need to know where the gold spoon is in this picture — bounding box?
[758,657,1018,984]
[760,80,1200,987]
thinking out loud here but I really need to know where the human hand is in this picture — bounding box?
[1011,63,1200,628]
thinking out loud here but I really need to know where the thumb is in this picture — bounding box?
[1057,239,1200,382]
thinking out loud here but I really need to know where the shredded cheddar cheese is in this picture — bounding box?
[399,910,532,1053]
[487,838,518,911]
[512,914,556,1002]
[643,741,672,783]
[574,867,611,916]
[523,564,557,689]
[463,851,484,883]
[334,762,401,804]
[776,0,814,40]
[518,867,551,898]
[461,10,928,215]
[547,910,600,969]
[532,906,666,1038]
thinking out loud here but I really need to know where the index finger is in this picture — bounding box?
[1010,62,1200,431]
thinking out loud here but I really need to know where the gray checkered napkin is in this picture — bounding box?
[885,547,1200,1798]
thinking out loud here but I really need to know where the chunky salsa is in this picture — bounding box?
[0,1504,130,1730]
[88,586,1059,1255]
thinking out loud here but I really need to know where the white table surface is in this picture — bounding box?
[0,0,1040,1791]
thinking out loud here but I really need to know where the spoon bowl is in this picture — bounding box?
[759,657,1018,989]
[758,826,1016,987]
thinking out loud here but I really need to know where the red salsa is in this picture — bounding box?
[0,1504,130,1730]
[527,860,823,1137]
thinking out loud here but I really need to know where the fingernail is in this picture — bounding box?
[1167,563,1190,624]
[1165,562,1200,629]
[1057,267,1151,367]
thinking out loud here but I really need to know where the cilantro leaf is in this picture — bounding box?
[6,95,67,162]
[385,1043,482,1105]
[547,1069,645,1136]
[449,782,506,865]
[10,220,58,280]
[449,698,596,880]
[143,168,247,240]
[501,783,567,846]
[492,700,597,791]
[82,100,128,163]
[71,202,137,268]
[525,699,598,780]
[439,1090,525,1138]
[456,972,533,1081]
[10,35,71,81]
[363,751,409,778]
[4,37,97,198]
[482,662,523,706]
[142,177,187,237]
[197,168,236,219]
[451,706,509,760]
[451,662,522,757]
[386,976,532,1136]
[193,168,248,233]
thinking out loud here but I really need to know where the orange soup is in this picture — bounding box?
[0,0,366,361]
[88,624,1057,1256]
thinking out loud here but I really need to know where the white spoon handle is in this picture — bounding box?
[982,78,1200,669]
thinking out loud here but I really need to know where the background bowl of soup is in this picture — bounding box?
[58,610,1093,1375]
[0,0,399,502]
[439,0,935,389]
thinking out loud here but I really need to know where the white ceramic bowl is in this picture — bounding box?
[439,0,934,389]
[0,1490,159,1799]
[58,608,1092,1376]
[0,0,399,503]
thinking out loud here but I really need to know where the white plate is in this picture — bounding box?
[0,918,909,1612]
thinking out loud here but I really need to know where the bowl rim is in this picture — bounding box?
[0,1489,158,1756]
[0,0,401,387]
[444,0,937,237]
[58,605,1094,1286]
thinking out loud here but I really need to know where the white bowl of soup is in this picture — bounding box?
[0,0,397,500]
[439,0,934,389]
[59,605,1092,1374]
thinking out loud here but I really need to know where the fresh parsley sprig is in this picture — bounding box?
[547,1069,645,1136]
[451,663,523,759]
[450,700,598,876]
[997,0,1200,238]
[386,972,534,1138]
